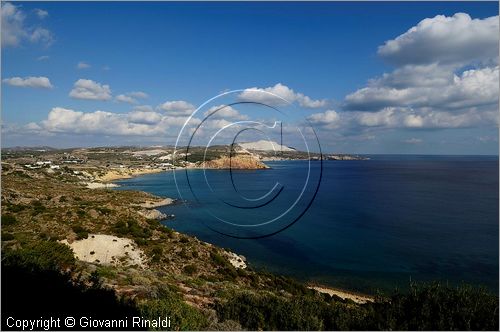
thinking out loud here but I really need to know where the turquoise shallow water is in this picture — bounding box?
[116,155,499,294]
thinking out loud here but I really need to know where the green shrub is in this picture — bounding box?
[2,214,17,225]
[215,283,499,331]
[184,264,198,275]
[3,240,76,271]
[139,288,207,330]
[368,282,500,330]
[96,207,112,215]
[2,232,15,241]
[113,219,151,240]
[31,201,47,215]
[96,266,117,279]
[8,204,26,212]
[210,252,228,266]
[71,225,89,240]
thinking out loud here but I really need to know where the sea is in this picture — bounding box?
[115,155,499,294]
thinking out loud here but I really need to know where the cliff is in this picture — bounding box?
[199,154,269,170]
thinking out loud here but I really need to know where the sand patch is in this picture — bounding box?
[97,168,163,182]
[85,182,119,189]
[61,234,146,268]
[308,286,373,304]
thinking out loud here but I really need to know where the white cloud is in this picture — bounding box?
[77,61,91,69]
[36,107,200,137]
[307,110,340,128]
[308,106,498,132]
[345,66,499,112]
[203,105,248,120]
[116,91,149,104]
[37,55,49,61]
[129,91,148,99]
[378,13,499,66]
[133,105,154,112]
[239,83,327,109]
[69,79,112,101]
[29,27,53,45]
[2,2,27,47]
[1,2,54,47]
[116,94,137,104]
[340,13,499,135]
[127,110,162,125]
[34,9,48,19]
[2,76,53,89]
[41,107,153,136]
[297,95,328,109]
[157,100,195,116]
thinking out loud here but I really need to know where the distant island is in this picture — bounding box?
[2,142,367,176]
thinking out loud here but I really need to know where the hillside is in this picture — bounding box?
[1,152,497,330]
[238,140,296,152]
[199,154,269,170]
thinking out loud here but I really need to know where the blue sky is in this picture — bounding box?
[1,1,499,154]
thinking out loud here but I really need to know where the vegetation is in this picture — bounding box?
[2,214,17,225]
[72,225,89,239]
[214,282,499,331]
[3,240,76,271]
[138,287,208,330]
[2,248,139,330]
[1,152,498,331]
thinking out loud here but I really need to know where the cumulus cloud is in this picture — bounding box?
[2,76,53,89]
[129,91,148,99]
[308,106,498,132]
[1,2,54,47]
[307,110,340,127]
[378,13,498,66]
[157,100,195,116]
[116,94,137,104]
[77,61,90,69]
[203,105,248,120]
[29,27,52,44]
[116,91,148,104]
[41,107,152,135]
[133,105,154,112]
[339,13,499,133]
[69,79,112,101]
[127,110,162,125]
[345,66,499,112]
[239,83,328,109]
[34,9,48,19]
[38,107,198,137]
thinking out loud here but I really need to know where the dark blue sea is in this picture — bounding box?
[116,155,499,294]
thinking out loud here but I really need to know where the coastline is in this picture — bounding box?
[113,169,378,303]
[308,284,374,304]
[95,167,165,182]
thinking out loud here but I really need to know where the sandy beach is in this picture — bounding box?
[308,285,374,304]
[96,168,165,182]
